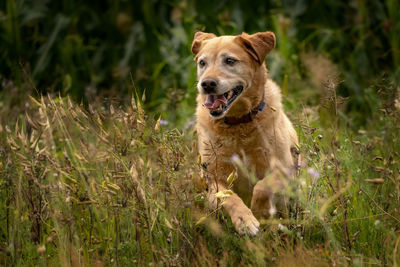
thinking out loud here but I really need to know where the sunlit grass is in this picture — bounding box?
[1,86,399,265]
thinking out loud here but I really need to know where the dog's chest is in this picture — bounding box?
[199,123,273,175]
[216,131,272,176]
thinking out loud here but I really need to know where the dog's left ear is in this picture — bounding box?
[236,31,276,64]
[191,31,216,55]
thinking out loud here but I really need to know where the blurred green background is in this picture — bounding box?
[1,0,399,125]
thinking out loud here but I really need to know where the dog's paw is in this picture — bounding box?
[231,208,260,236]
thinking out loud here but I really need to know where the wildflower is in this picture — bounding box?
[160,119,168,126]
[184,120,195,130]
[307,167,321,179]
[231,154,240,163]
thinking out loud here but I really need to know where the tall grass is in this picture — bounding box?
[1,79,399,265]
[1,94,199,265]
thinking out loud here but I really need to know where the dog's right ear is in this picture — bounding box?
[191,31,216,55]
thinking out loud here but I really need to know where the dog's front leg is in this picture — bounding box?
[206,173,260,236]
[250,175,289,220]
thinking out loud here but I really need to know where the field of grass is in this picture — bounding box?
[0,74,399,266]
[1,1,400,266]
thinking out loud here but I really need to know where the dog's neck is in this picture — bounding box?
[223,91,265,125]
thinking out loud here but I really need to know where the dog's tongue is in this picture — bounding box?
[203,94,227,109]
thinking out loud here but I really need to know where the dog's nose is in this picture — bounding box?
[201,78,218,93]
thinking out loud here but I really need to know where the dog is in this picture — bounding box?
[191,30,299,236]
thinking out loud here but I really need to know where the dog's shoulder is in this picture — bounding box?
[264,78,283,111]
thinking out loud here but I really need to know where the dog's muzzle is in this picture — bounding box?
[202,85,244,117]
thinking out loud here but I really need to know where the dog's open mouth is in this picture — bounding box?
[202,85,244,117]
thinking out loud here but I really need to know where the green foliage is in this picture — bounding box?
[1,0,399,125]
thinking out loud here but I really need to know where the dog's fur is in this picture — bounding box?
[192,31,299,235]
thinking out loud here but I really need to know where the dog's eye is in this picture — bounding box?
[225,58,237,65]
[199,60,206,67]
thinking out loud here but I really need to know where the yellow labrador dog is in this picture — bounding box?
[192,31,299,235]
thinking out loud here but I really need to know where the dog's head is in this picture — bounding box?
[191,31,276,119]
